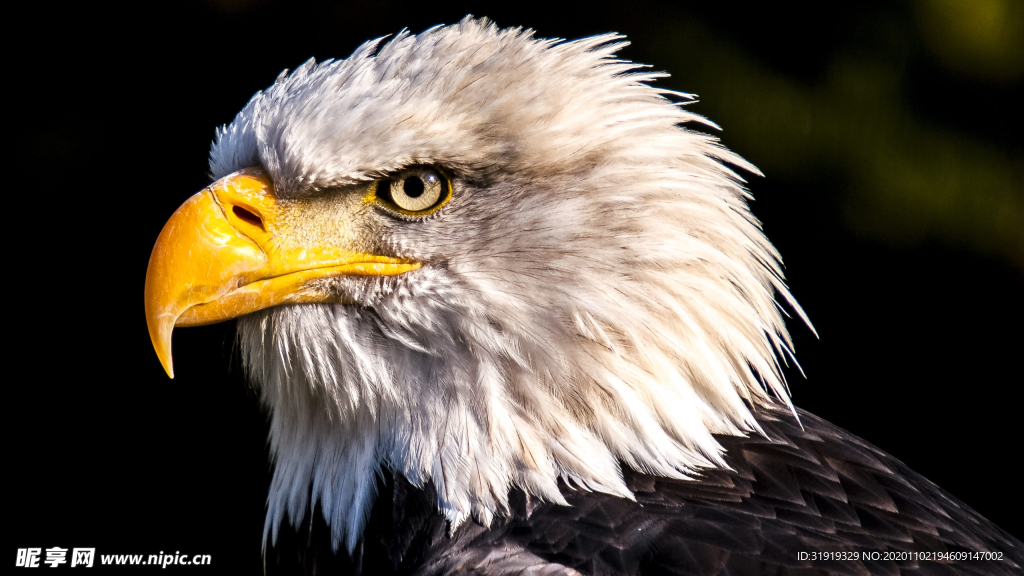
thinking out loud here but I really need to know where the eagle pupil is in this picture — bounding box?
[403,177,425,198]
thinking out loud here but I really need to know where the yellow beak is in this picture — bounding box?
[144,167,419,378]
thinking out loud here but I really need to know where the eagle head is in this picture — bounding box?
[144,18,805,552]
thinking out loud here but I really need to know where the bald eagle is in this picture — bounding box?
[144,18,1021,576]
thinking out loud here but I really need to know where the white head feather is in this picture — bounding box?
[208,17,809,552]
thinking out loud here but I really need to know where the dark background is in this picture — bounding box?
[13,0,1022,571]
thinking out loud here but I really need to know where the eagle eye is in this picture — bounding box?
[374,166,451,215]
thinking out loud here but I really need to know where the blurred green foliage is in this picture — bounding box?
[650,9,1023,269]
[915,0,1024,82]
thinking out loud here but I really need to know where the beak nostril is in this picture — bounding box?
[232,205,265,231]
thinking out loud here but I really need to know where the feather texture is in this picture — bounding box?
[265,403,1024,575]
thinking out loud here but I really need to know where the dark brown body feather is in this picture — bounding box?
[266,403,1023,575]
